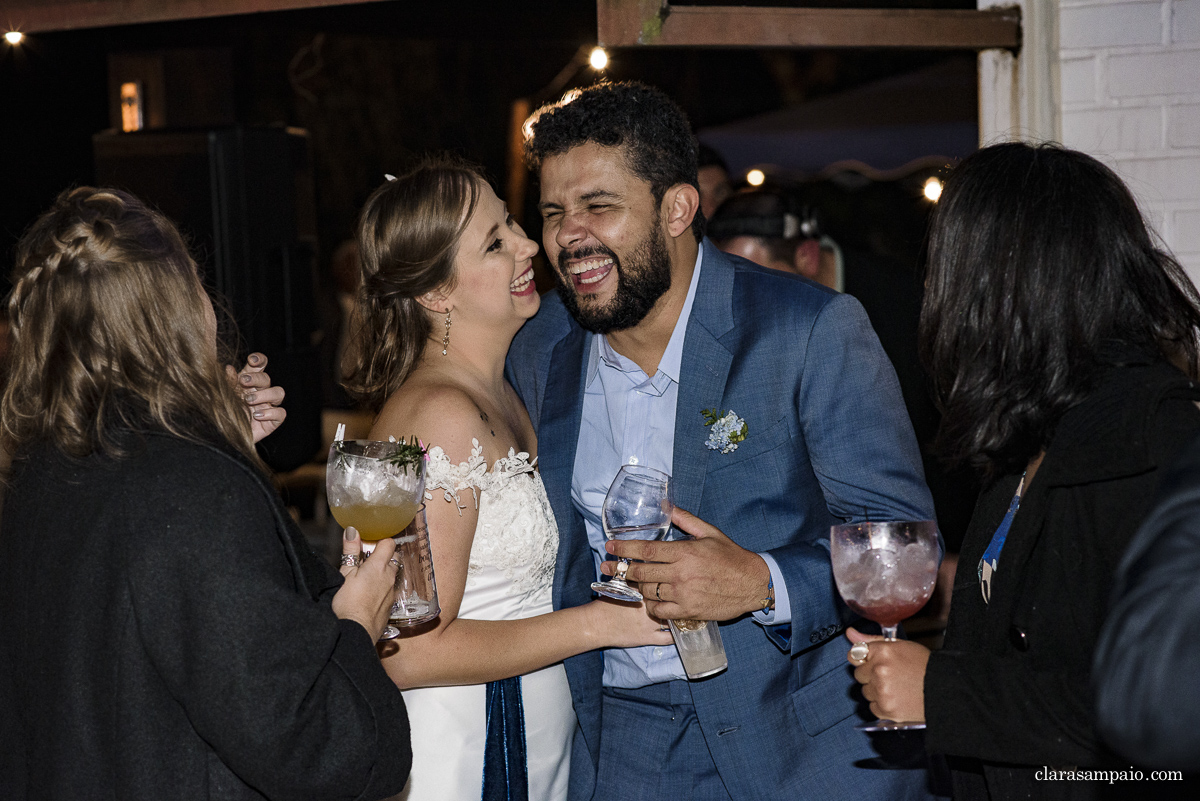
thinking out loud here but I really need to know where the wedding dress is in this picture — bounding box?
[396,440,575,801]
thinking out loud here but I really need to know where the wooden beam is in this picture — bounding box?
[2,0,397,35]
[597,1,1022,51]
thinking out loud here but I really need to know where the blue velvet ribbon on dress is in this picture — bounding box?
[481,676,528,801]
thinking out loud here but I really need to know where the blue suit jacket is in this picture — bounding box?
[507,241,937,800]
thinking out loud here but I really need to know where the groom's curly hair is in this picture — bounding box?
[524,81,704,242]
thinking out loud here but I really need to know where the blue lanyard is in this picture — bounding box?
[978,472,1026,605]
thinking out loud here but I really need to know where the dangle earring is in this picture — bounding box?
[441,309,452,356]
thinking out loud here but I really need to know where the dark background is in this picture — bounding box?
[1,0,973,294]
[0,0,980,542]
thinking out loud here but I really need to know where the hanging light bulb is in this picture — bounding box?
[923,177,943,202]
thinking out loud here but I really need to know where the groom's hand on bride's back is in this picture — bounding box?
[604,507,773,623]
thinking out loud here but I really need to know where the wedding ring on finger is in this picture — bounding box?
[849,642,870,666]
[387,557,401,569]
[339,553,361,567]
[655,583,664,601]
[614,561,629,580]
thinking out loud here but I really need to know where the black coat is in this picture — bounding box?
[0,432,411,800]
[923,351,1200,800]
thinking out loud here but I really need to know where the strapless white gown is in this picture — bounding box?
[395,440,576,801]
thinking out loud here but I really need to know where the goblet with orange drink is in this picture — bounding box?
[326,436,434,639]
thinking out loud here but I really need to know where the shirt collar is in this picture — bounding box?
[820,235,844,293]
[586,246,704,386]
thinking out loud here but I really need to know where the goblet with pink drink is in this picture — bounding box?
[831,520,939,731]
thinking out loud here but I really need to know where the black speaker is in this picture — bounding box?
[93,126,322,472]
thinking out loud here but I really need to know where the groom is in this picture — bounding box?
[508,82,937,801]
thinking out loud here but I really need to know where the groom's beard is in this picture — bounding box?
[554,222,672,335]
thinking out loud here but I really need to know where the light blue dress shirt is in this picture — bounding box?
[570,249,791,688]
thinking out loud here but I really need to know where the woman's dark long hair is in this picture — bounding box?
[919,142,1200,481]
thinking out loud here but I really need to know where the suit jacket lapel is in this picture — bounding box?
[672,242,736,515]
[537,324,591,611]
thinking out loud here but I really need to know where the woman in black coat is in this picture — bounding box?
[845,143,1200,800]
[0,187,412,800]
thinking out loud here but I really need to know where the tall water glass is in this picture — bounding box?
[669,618,728,680]
[389,505,439,628]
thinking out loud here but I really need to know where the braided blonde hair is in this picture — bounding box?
[2,186,257,462]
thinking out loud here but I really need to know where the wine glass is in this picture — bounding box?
[831,520,939,731]
[326,438,428,639]
[591,465,673,602]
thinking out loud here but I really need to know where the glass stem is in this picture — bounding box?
[614,557,631,585]
[881,625,899,640]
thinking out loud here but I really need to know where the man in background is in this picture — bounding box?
[696,143,733,221]
[708,188,934,449]
[709,187,974,598]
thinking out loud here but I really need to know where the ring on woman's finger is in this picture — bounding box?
[339,553,361,567]
[849,642,870,666]
[387,557,401,569]
[655,583,664,601]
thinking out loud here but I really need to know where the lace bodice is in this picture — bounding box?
[403,438,574,801]
[424,439,559,598]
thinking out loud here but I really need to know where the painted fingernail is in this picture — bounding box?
[244,391,257,403]
[253,411,265,419]
[249,353,264,365]
[344,527,358,541]
[240,374,253,384]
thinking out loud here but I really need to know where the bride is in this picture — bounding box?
[344,158,669,800]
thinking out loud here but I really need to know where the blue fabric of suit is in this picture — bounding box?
[507,241,937,800]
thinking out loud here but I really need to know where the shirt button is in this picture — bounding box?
[628,456,638,465]
[654,647,663,658]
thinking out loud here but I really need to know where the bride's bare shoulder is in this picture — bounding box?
[371,378,492,465]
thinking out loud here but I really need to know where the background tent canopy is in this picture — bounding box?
[699,56,978,179]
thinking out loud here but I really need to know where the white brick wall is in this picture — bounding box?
[1175,0,1200,42]
[1169,103,1200,145]
[1058,0,1200,281]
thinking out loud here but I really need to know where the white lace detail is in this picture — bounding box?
[424,439,558,593]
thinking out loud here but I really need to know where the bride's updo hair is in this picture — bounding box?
[344,156,485,410]
[2,186,256,461]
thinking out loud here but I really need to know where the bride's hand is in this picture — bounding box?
[586,598,674,649]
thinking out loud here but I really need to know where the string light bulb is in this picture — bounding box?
[589,47,608,71]
[923,177,943,202]
[746,169,766,187]
[5,31,24,45]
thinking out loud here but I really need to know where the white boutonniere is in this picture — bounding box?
[702,408,748,454]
